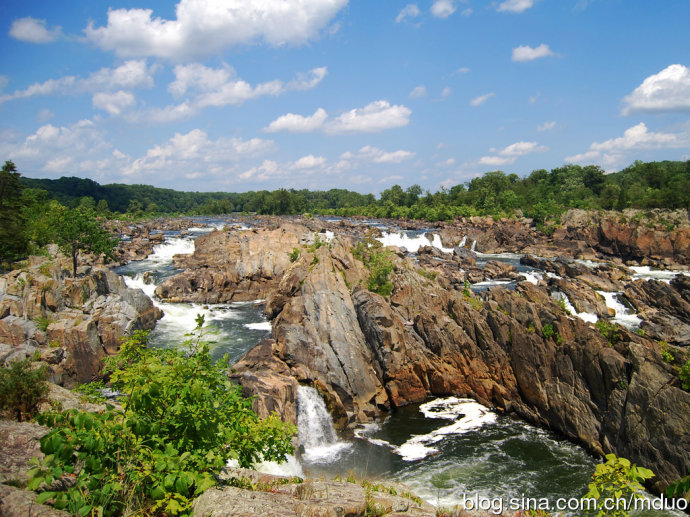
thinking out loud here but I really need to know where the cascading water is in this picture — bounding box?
[114,230,272,363]
[297,386,352,464]
[597,291,642,329]
[376,231,453,254]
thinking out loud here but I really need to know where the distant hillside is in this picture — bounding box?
[19,160,690,218]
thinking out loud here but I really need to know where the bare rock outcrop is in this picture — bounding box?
[0,257,162,386]
[155,224,311,303]
[193,468,437,517]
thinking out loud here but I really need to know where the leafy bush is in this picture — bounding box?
[288,247,300,262]
[28,316,295,516]
[658,341,674,364]
[353,235,394,297]
[0,358,49,421]
[680,360,690,391]
[595,319,621,346]
[542,323,555,339]
[666,470,690,499]
[556,297,570,314]
[584,454,654,517]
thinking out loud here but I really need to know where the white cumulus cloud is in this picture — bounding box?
[263,108,329,133]
[93,91,135,115]
[125,129,275,177]
[0,60,156,105]
[480,141,547,166]
[9,17,61,43]
[512,44,554,62]
[564,122,690,168]
[497,0,534,13]
[622,64,690,115]
[85,0,348,60]
[326,100,411,133]
[349,145,416,164]
[396,4,421,23]
[538,121,556,131]
[292,154,327,169]
[431,0,456,18]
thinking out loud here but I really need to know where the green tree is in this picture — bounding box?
[0,358,49,421]
[28,317,295,516]
[50,206,119,277]
[0,160,29,264]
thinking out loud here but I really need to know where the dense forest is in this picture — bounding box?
[19,160,690,221]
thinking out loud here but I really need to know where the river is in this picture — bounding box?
[114,220,684,516]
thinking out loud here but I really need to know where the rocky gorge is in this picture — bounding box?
[1,209,689,515]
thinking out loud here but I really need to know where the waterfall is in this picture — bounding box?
[597,291,642,329]
[458,235,467,247]
[297,386,352,464]
[471,240,477,252]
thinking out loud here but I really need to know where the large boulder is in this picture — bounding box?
[155,225,310,303]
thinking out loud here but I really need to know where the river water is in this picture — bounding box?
[114,221,684,516]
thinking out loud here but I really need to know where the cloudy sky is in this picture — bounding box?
[1,0,689,193]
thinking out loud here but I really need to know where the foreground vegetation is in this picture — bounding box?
[24,316,295,516]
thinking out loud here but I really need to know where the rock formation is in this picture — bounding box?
[155,224,311,303]
[225,228,689,492]
[0,255,162,386]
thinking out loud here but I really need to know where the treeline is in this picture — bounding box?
[18,160,690,223]
[20,176,376,217]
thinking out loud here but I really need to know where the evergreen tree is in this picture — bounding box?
[0,161,29,266]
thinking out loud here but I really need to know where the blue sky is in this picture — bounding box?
[1,0,689,193]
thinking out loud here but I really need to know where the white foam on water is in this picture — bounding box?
[394,398,497,461]
[376,232,453,254]
[319,230,335,243]
[471,240,477,252]
[472,280,512,288]
[519,271,542,285]
[187,226,216,233]
[254,455,305,478]
[297,386,353,464]
[630,266,686,284]
[458,236,467,247]
[596,291,642,329]
[245,321,272,331]
[551,291,598,324]
[354,422,393,448]
[148,237,195,263]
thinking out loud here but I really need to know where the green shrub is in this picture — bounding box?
[595,319,621,346]
[353,235,394,297]
[666,470,690,499]
[658,341,674,364]
[28,316,295,516]
[0,358,49,421]
[556,297,570,314]
[680,360,690,391]
[288,247,300,262]
[542,323,555,339]
[584,454,654,517]
[35,315,53,332]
